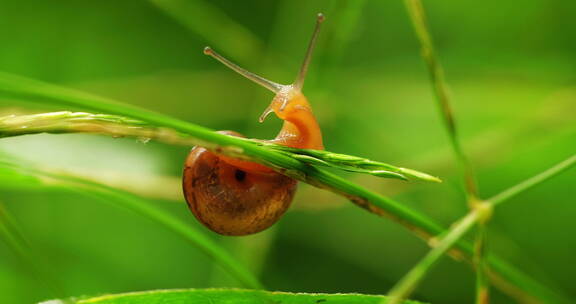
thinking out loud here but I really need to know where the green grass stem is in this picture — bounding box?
[149,0,263,64]
[0,111,439,183]
[488,155,576,207]
[0,203,64,297]
[402,0,477,198]
[386,154,575,304]
[0,160,263,290]
[386,211,479,304]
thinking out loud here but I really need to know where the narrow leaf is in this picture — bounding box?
[0,160,262,289]
[40,288,427,304]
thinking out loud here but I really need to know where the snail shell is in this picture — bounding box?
[183,131,297,236]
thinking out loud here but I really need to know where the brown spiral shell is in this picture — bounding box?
[182,132,297,236]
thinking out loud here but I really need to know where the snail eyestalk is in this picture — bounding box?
[203,46,284,93]
[258,105,275,123]
[293,13,325,91]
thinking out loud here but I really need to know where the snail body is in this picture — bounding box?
[183,14,325,236]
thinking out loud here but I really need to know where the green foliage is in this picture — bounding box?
[0,1,575,304]
[0,158,262,289]
[2,71,568,304]
[41,288,426,304]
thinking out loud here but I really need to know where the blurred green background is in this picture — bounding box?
[0,0,575,303]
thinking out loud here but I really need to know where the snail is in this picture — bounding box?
[183,14,325,236]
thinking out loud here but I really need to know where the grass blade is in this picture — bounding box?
[149,0,263,64]
[387,211,479,304]
[0,160,262,290]
[488,154,576,206]
[0,111,439,183]
[40,288,427,304]
[0,203,64,297]
[402,0,477,198]
[474,224,489,304]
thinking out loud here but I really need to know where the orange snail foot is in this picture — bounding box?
[182,132,297,235]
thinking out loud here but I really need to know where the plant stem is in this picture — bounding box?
[149,0,263,64]
[387,210,480,304]
[386,154,575,304]
[402,0,477,198]
[475,224,489,304]
[0,203,64,296]
[0,111,440,183]
[0,160,263,290]
[0,71,570,304]
[488,154,576,207]
[402,1,489,303]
